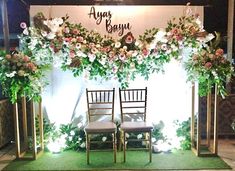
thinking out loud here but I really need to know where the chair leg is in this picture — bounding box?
[123,131,126,162]
[145,132,149,148]
[149,131,152,163]
[119,130,123,151]
[113,132,116,163]
[86,133,90,164]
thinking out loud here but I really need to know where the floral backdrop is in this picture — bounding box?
[0,5,234,104]
[0,5,234,152]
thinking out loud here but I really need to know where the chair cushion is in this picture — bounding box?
[120,121,153,132]
[85,121,116,133]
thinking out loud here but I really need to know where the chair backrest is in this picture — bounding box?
[86,88,115,122]
[119,87,147,123]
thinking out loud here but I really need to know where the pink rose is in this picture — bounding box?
[119,53,126,61]
[5,54,11,60]
[70,51,75,58]
[171,28,179,35]
[109,51,115,59]
[192,55,198,61]
[64,37,72,43]
[205,62,212,69]
[77,36,84,43]
[63,27,70,34]
[23,55,30,62]
[142,48,149,56]
[208,54,215,60]
[220,57,226,64]
[72,29,79,35]
[215,48,224,56]
[176,34,183,41]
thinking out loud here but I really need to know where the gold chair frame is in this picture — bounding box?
[119,87,152,163]
[13,96,44,160]
[85,88,117,164]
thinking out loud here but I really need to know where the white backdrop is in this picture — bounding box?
[30,6,203,134]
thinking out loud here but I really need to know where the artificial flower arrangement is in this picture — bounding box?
[0,4,234,103]
[0,51,46,103]
[184,34,234,97]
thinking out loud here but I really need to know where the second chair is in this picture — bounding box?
[119,87,153,162]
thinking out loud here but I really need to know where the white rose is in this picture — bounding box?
[137,134,143,139]
[102,137,107,142]
[23,28,29,35]
[88,53,96,62]
[115,42,121,48]
[80,142,86,148]
[70,131,75,136]
[47,32,56,40]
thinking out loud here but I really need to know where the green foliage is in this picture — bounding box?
[174,118,191,150]
[59,123,86,151]
[152,121,167,144]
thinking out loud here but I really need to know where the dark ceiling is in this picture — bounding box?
[23,0,212,6]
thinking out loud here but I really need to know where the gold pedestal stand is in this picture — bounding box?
[13,96,44,160]
[191,83,218,156]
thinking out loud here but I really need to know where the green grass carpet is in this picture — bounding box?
[3,150,231,170]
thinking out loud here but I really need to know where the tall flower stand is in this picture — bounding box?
[191,83,218,156]
[13,96,44,160]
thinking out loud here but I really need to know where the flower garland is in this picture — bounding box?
[0,7,234,103]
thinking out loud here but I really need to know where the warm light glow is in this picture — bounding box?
[47,129,67,153]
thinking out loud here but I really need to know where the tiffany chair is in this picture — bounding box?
[119,87,153,162]
[84,88,117,164]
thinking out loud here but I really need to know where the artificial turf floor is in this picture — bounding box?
[3,150,231,170]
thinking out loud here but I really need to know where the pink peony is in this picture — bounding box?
[205,62,212,69]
